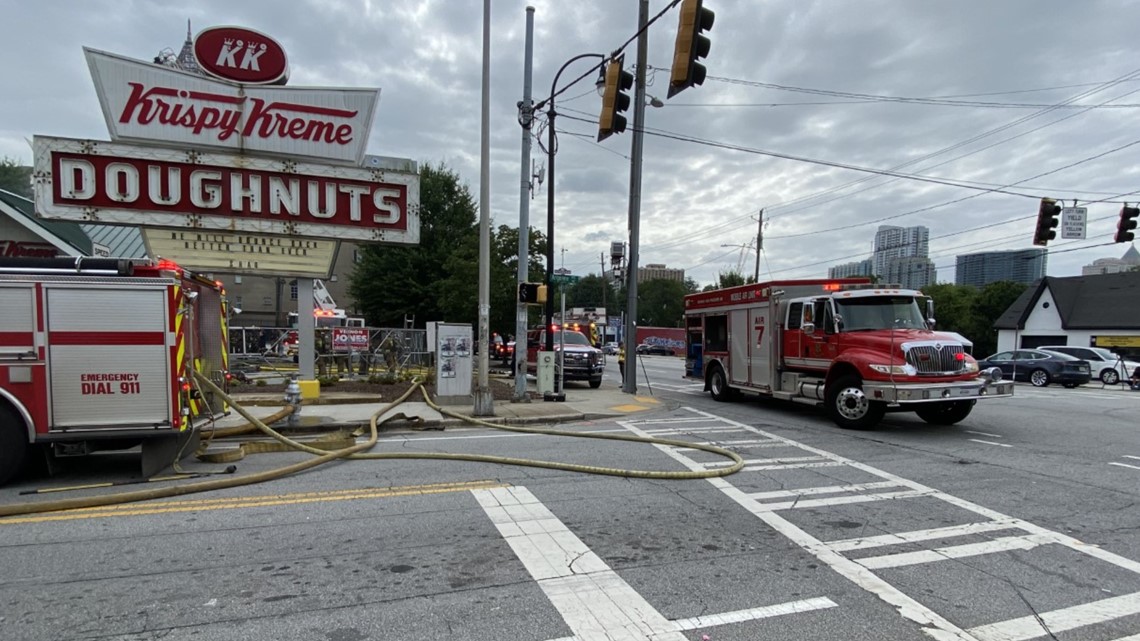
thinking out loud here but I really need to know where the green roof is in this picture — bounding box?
[0,188,93,255]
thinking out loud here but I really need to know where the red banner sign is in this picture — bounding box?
[34,136,421,244]
[333,328,369,353]
[193,26,290,85]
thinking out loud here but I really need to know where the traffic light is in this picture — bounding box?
[1033,197,1061,246]
[1115,206,1139,243]
[518,282,548,304]
[597,56,634,142]
[667,0,715,98]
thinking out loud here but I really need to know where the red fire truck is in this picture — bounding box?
[0,257,230,484]
[683,279,1013,430]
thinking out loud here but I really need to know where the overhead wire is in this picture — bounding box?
[632,67,1140,252]
[697,74,1140,109]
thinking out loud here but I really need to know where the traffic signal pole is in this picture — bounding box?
[622,0,649,395]
[514,6,535,402]
[541,53,604,356]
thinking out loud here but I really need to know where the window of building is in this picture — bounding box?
[290,283,298,300]
[234,296,243,308]
[234,275,243,284]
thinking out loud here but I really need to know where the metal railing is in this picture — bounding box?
[228,326,431,377]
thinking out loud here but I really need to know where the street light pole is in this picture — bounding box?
[622,0,649,395]
[540,53,604,355]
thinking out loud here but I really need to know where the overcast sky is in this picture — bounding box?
[3,0,1139,287]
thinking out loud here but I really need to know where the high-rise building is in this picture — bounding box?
[638,263,684,283]
[1081,244,1140,275]
[883,256,936,290]
[955,248,1047,287]
[828,259,873,279]
[873,225,929,277]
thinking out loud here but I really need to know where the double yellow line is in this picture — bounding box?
[0,480,506,525]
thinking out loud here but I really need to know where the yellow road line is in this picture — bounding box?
[0,480,506,525]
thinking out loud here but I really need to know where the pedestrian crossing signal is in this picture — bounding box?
[519,282,547,304]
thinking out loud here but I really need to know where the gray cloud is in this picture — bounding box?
[3,0,1139,287]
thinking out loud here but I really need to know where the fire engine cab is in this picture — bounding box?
[0,257,230,485]
[683,279,1013,430]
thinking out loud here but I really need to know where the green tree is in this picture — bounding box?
[924,283,977,338]
[637,278,687,327]
[562,274,607,308]
[924,281,1026,357]
[350,163,548,332]
[490,225,547,337]
[0,157,32,199]
[970,281,1027,356]
[716,270,747,289]
[351,163,477,327]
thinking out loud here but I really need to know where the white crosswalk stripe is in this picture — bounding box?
[616,408,1140,641]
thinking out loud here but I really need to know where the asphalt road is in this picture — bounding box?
[1,356,1138,640]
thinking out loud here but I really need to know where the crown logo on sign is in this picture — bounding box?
[223,38,234,47]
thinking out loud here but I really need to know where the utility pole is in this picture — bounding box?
[474,0,494,416]
[754,209,763,283]
[622,0,648,395]
[514,6,535,402]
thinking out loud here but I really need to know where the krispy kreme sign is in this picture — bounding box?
[85,48,379,165]
[33,136,420,244]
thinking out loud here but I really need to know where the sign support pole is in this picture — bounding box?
[297,278,315,381]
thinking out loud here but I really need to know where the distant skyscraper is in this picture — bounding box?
[828,259,873,279]
[883,256,936,289]
[873,225,929,277]
[638,263,684,284]
[1081,244,1140,275]
[955,248,1047,287]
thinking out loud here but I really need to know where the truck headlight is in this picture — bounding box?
[963,358,979,373]
[869,363,917,376]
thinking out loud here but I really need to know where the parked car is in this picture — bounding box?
[602,342,619,355]
[977,349,1091,388]
[1037,345,1140,385]
[636,343,675,356]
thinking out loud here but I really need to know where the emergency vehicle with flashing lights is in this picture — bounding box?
[0,257,231,485]
[282,278,364,355]
[683,278,1013,430]
[524,324,604,388]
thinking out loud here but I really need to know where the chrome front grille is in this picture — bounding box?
[904,342,966,374]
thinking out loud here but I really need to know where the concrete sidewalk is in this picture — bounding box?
[220,383,676,432]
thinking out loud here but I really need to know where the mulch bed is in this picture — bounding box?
[234,377,536,401]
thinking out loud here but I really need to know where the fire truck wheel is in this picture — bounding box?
[914,400,975,426]
[589,377,602,389]
[826,376,885,430]
[0,404,29,486]
[709,366,734,402]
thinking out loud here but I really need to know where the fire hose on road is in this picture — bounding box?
[0,373,744,518]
